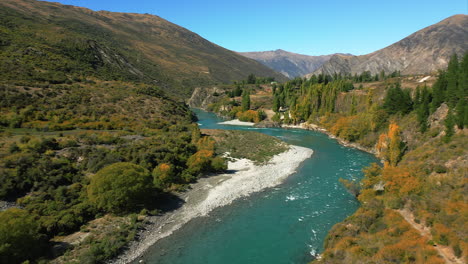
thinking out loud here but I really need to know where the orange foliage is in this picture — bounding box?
[197,136,215,151]
[187,149,214,174]
[373,210,444,264]
[376,122,404,166]
[193,149,213,159]
[376,133,388,157]
[445,201,468,215]
[152,163,174,187]
[382,166,420,196]
[330,115,356,135]
[236,110,261,123]
[158,163,171,172]
[335,237,357,250]
[357,189,376,203]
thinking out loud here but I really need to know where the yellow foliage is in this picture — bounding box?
[197,136,215,151]
[236,110,262,123]
[376,122,404,166]
[382,166,420,196]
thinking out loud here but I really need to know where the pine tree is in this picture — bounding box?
[383,83,413,115]
[443,109,455,143]
[414,86,421,109]
[247,74,256,84]
[417,86,431,133]
[459,52,468,100]
[455,99,466,129]
[273,94,280,112]
[446,54,459,107]
[431,70,447,112]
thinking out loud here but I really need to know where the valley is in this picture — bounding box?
[0,1,466,264]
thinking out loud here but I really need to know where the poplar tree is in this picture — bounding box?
[241,89,250,111]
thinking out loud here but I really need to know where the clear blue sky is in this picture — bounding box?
[46,0,467,56]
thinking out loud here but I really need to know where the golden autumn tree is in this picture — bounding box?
[187,149,214,175]
[376,122,405,167]
[152,163,175,188]
[388,122,404,166]
[382,166,420,197]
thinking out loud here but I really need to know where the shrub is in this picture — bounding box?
[0,208,46,263]
[87,162,154,214]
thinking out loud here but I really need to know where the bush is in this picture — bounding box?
[433,164,447,174]
[87,162,154,214]
[0,208,46,263]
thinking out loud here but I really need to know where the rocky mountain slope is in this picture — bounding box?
[240,49,350,78]
[0,0,286,98]
[310,15,468,76]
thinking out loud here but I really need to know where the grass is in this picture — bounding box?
[201,129,289,164]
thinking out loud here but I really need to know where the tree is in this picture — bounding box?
[417,86,431,132]
[0,208,46,264]
[443,110,455,143]
[455,99,467,129]
[445,54,459,107]
[379,70,386,81]
[87,162,153,213]
[241,89,250,111]
[273,94,280,112]
[152,163,175,189]
[247,74,256,84]
[377,123,405,167]
[383,84,413,115]
[186,149,214,176]
[388,122,405,166]
[431,70,447,112]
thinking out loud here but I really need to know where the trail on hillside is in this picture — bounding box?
[396,208,463,264]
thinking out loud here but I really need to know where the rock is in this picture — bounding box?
[187,87,224,109]
[429,103,449,129]
[0,200,20,211]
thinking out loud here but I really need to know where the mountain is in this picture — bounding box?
[310,15,468,76]
[239,49,351,78]
[0,0,286,98]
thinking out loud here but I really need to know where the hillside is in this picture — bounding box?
[239,49,350,78]
[0,0,286,98]
[311,15,468,76]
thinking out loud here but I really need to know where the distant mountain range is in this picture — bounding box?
[310,15,468,76]
[241,15,467,78]
[0,0,286,98]
[239,50,352,78]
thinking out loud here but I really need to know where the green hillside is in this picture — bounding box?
[0,0,286,98]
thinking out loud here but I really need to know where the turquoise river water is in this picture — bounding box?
[139,109,378,264]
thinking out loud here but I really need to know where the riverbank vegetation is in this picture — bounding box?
[309,54,467,263]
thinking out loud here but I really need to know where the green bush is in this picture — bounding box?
[0,208,46,263]
[87,162,154,214]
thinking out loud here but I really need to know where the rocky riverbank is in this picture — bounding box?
[112,145,313,264]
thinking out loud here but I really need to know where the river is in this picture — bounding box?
[138,109,378,264]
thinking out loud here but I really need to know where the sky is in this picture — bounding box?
[46,0,467,56]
